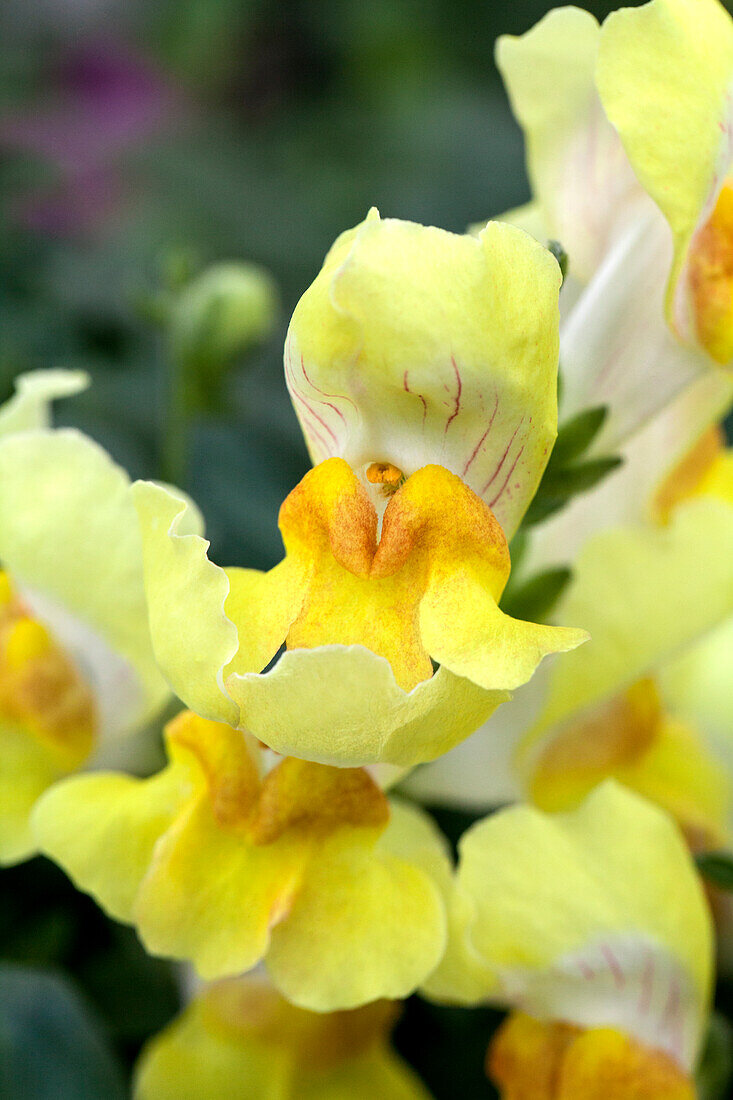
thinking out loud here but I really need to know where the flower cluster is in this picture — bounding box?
[4,1,733,1096]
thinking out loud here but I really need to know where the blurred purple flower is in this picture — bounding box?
[1,41,184,234]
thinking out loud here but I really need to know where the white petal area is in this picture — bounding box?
[19,585,145,747]
[0,370,88,437]
[226,645,509,768]
[401,670,548,810]
[496,6,640,283]
[0,429,170,739]
[559,201,706,454]
[503,932,700,1071]
[524,367,733,576]
[596,0,733,343]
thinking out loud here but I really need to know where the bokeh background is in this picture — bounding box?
[2,1,729,1097]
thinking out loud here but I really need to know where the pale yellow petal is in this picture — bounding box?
[227,648,507,767]
[266,804,447,1011]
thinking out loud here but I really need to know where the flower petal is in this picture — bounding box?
[134,993,292,1100]
[496,7,640,283]
[133,480,303,727]
[523,370,733,576]
[227,648,507,767]
[32,765,186,922]
[287,211,562,539]
[557,203,709,452]
[449,782,712,1068]
[0,723,63,864]
[134,795,306,981]
[596,0,733,343]
[524,497,733,756]
[0,369,87,437]
[0,430,169,739]
[266,801,447,1011]
[134,979,431,1100]
[133,479,238,723]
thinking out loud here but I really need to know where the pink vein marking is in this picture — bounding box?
[481,417,524,494]
[403,370,427,428]
[601,945,625,991]
[489,444,524,510]
[286,356,338,447]
[300,354,357,423]
[662,975,684,1060]
[578,961,595,981]
[462,391,499,477]
[444,357,462,435]
[638,950,655,1016]
[284,354,332,455]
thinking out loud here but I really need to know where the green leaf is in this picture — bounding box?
[696,1013,733,1100]
[696,851,733,891]
[501,566,572,623]
[552,406,608,466]
[0,965,126,1100]
[540,455,624,497]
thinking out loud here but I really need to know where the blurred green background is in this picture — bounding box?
[3,1,730,1097]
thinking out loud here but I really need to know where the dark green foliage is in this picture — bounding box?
[697,1014,733,1100]
[522,404,623,528]
[0,965,126,1100]
[696,852,733,892]
[501,565,572,623]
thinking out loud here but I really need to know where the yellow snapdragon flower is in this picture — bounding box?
[134,976,430,1100]
[33,709,452,1011]
[0,372,170,864]
[426,782,712,1099]
[134,212,586,769]
[409,427,733,846]
[495,0,733,452]
[518,438,733,848]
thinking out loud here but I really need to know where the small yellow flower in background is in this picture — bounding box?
[134,976,430,1100]
[0,372,171,864]
[425,782,711,1098]
[494,0,733,452]
[33,709,451,1010]
[133,211,587,769]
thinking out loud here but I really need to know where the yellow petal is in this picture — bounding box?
[228,648,507,767]
[0,723,63,864]
[134,993,292,1100]
[488,1013,695,1100]
[134,794,306,981]
[451,782,712,1068]
[530,682,731,849]
[134,978,430,1100]
[524,497,733,755]
[0,430,170,735]
[133,480,303,727]
[496,7,639,283]
[596,0,733,350]
[133,480,239,724]
[288,211,562,539]
[32,765,186,922]
[660,614,733,757]
[266,800,447,1011]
